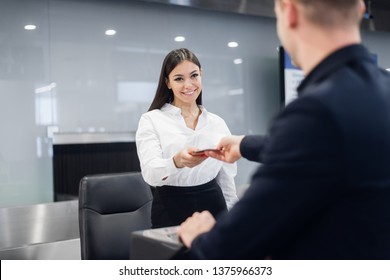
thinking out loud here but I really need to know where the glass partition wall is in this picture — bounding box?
[2,0,389,207]
[0,0,282,207]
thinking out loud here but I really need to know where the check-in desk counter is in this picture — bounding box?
[130,227,184,260]
[53,132,140,201]
[0,200,80,259]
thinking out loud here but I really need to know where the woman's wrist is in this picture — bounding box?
[173,154,183,168]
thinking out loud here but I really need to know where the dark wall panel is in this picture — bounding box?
[53,142,140,200]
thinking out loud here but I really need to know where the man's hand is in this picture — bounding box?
[177,211,216,248]
[205,135,245,163]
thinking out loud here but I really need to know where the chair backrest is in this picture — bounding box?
[78,172,152,260]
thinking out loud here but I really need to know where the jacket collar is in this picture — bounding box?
[297,44,373,95]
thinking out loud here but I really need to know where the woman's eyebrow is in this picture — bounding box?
[172,69,198,78]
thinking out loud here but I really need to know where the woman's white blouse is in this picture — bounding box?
[135,103,238,209]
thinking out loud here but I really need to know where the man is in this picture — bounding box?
[177,0,390,259]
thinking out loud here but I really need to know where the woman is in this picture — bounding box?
[136,48,238,228]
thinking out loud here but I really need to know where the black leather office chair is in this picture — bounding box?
[78,172,153,260]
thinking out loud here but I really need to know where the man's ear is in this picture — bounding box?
[286,0,299,28]
[359,0,366,20]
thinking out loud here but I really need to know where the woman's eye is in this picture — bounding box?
[174,77,183,81]
[191,74,199,78]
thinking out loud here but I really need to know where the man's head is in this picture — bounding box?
[274,0,365,72]
[293,0,364,28]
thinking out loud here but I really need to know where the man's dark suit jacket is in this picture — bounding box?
[189,44,390,259]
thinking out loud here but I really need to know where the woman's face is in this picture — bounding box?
[166,60,202,107]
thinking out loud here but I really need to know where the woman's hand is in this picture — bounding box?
[173,147,208,168]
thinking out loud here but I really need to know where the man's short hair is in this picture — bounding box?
[297,0,362,28]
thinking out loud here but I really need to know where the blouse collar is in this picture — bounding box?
[161,103,207,117]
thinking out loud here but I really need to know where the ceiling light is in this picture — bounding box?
[174,36,185,42]
[228,41,239,48]
[234,58,243,64]
[105,29,116,36]
[228,88,244,95]
[24,24,37,30]
[35,82,57,94]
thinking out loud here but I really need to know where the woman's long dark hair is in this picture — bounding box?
[148,48,203,111]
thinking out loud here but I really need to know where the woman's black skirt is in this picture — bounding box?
[151,179,227,228]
